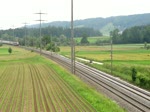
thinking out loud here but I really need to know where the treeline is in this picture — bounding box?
[111,25,150,44]
[0,26,102,40]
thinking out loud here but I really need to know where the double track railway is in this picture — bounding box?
[26,47,150,112]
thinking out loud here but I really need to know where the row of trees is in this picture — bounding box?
[0,26,102,41]
[111,25,150,44]
[1,24,150,47]
[18,34,71,47]
[0,26,102,50]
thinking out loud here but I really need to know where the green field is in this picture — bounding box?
[59,44,150,90]
[0,45,125,112]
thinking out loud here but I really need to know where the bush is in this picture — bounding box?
[138,73,149,86]
[131,68,137,82]
[52,46,60,52]
[8,47,12,54]
[80,34,89,45]
[46,43,60,52]
[0,43,3,47]
[146,45,150,50]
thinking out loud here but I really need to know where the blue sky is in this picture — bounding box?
[0,0,150,29]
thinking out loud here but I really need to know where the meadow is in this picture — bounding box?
[0,45,125,112]
[59,44,150,90]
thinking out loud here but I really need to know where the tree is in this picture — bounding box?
[144,42,147,49]
[110,29,121,44]
[146,45,150,50]
[143,26,150,43]
[46,42,60,52]
[0,43,2,47]
[59,34,66,43]
[80,34,89,45]
[42,35,51,47]
[8,47,12,54]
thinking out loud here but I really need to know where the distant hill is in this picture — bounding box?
[30,13,150,36]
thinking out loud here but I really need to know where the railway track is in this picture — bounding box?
[26,47,150,112]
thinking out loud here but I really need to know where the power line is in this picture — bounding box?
[110,38,113,75]
[11,25,15,43]
[35,11,46,55]
[71,0,75,74]
[12,25,15,39]
[23,22,28,46]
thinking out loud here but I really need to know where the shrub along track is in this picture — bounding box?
[0,62,96,112]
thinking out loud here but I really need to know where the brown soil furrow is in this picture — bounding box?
[46,64,96,111]
[52,77,79,111]
[42,65,78,111]
[37,65,57,111]
[35,64,61,111]
[26,64,34,112]
[40,64,71,111]
[0,66,17,110]
[11,64,23,112]
[45,65,79,111]
[0,70,10,98]
[31,64,47,112]
[51,80,74,111]
[5,65,20,112]
[0,66,15,98]
[0,65,6,78]
[33,65,51,112]
[47,78,69,111]
[52,69,95,111]
[49,83,68,111]
[0,66,7,80]
[29,64,38,112]
[0,61,96,112]
[17,63,25,112]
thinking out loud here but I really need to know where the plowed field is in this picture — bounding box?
[0,63,96,112]
[0,46,125,112]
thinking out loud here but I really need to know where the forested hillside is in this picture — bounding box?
[111,25,150,44]
[0,26,102,40]
[0,13,150,46]
[32,13,150,35]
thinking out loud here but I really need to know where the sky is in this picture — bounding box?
[0,0,150,29]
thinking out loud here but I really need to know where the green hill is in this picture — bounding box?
[30,13,150,35]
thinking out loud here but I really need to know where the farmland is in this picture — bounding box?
[59,44,150,90]
[0,45,125,112]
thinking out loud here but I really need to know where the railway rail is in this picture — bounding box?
[25,47,150,112]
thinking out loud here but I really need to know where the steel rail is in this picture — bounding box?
[25,47,150,112]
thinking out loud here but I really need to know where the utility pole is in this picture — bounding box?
[35,11,46,55]
[71,0,75,74]
[111,38,113,75]
[10,25,15,44]
[23,22,28,46]
[12,25,15,41]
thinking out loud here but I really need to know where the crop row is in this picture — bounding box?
[29,63,96,112]
[0,63,24,111]
[40,64,95,111]
[0,63,96,112]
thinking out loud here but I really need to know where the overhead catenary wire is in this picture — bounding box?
[35,11,47,55]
